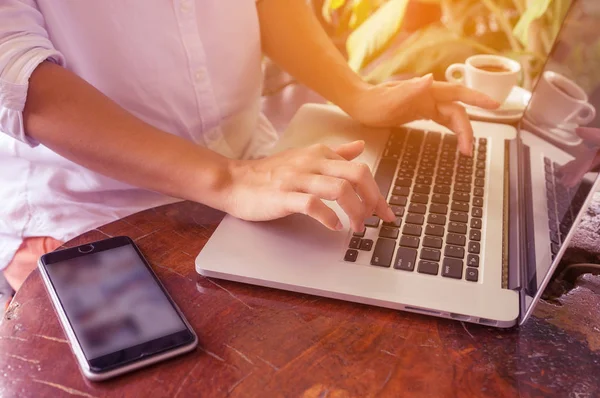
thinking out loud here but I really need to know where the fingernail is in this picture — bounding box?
[386,206,395,220]
[335,220,344,231]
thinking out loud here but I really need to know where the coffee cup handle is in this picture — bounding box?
[445,64,466,84]
[574,103,596,125]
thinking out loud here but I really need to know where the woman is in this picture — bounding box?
[0,0,497,291]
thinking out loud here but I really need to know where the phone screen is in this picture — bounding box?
[43,240,192,370]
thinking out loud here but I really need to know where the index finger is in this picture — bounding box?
[433,102,474,156]
[432,81,500,109]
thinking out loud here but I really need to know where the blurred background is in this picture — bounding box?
[312,0,572,89]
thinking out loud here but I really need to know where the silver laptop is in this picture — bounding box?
[196,0,600,328]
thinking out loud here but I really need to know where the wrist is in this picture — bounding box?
[336,77,371,119]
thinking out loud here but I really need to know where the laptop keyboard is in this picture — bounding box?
[544,157,587,259]
[343,128,487,283]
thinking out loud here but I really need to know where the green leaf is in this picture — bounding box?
[346,0,411,71]
[513,0,553,47]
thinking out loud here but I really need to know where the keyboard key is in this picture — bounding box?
[455,174,471,184]
[472,207,483,218]
[448,222,467,234]
[471,218,482,229]
[474,178,485,187]
[432,194,450,205]
[427,214,446,225]
[476,160,486,169]
[467,254,479,267]
[551,243,559,255]
[413,184,431,194]
[403,224,422,237]
[353,230,365,238]
[442,257,463,279]
[425,224,445,237]
[397,170,413,179]
[390,195,407,206]
[465,267,478,282]
[395,177,412,187]
[365,216,380,228]
[451,201,469,212]
[412,193,429,204]
[379,226,399,239]
[400,235,420,248]
[477,152,486,161]
[349,237,361,249]
[371,239,396,267]
[418,261,439,275]
[393,186,410,196]
[383,217,402,228]
[420,248,441,262]
[469,229,481,241]
[430,203,448,215]
[468,241,480,254]
[405,213,425,225]
[423,236,443,249]
[416,175,433,185]
[433,185,451,194]
[393,247,417,271]
[453,192,470,202]
[473,197,483,207]
[391,206,405,217]
[408,203,427,214]
[478,138,487,145]
[344,249,358,262]
[474,187,484,197]
[475,169,485,178]
[446,233,466,246]
[445,245,465,259]
[360,239,373,251]
[374,158,398,199]
[449,211,468,223]
[455,183,471,193]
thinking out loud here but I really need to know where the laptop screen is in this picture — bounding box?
[518,0,600,307]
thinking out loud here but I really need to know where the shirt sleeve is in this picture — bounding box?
[0,0,65,147]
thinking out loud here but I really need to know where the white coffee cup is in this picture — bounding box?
[445,54,521,104]
[527,71,596,126]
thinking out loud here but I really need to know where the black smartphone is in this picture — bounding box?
[38,236,197,381]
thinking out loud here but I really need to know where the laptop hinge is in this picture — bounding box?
[507,139,522,290]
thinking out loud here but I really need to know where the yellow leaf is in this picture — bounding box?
[330,0,347,9]
[349,0,373,29]
[322,0,348,24]
[346,0,411,71]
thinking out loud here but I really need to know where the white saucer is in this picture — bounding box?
[522,116,583,146]
[459,86,532,124]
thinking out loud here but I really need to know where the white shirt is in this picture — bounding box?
[0,0,278,269]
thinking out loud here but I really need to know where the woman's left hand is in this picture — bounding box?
[343,74,500,156]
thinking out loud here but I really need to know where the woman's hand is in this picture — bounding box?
[225,140,396,232]
[342,75,500,155]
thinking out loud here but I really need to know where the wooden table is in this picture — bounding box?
[1,201,600,397]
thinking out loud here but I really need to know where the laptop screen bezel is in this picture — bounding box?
[516,0,600,324]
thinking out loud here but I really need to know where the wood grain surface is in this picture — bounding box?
[1,201,599,398]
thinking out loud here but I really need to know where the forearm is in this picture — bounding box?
[24,62,232,210]
[256,0,368,113]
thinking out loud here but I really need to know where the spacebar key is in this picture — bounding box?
[374,158,398,199]
[371,238,396,267]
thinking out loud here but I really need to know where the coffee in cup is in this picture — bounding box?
[445,55,521,104]
[526,71,596,126]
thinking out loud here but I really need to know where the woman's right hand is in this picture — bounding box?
[225,140,396,232]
